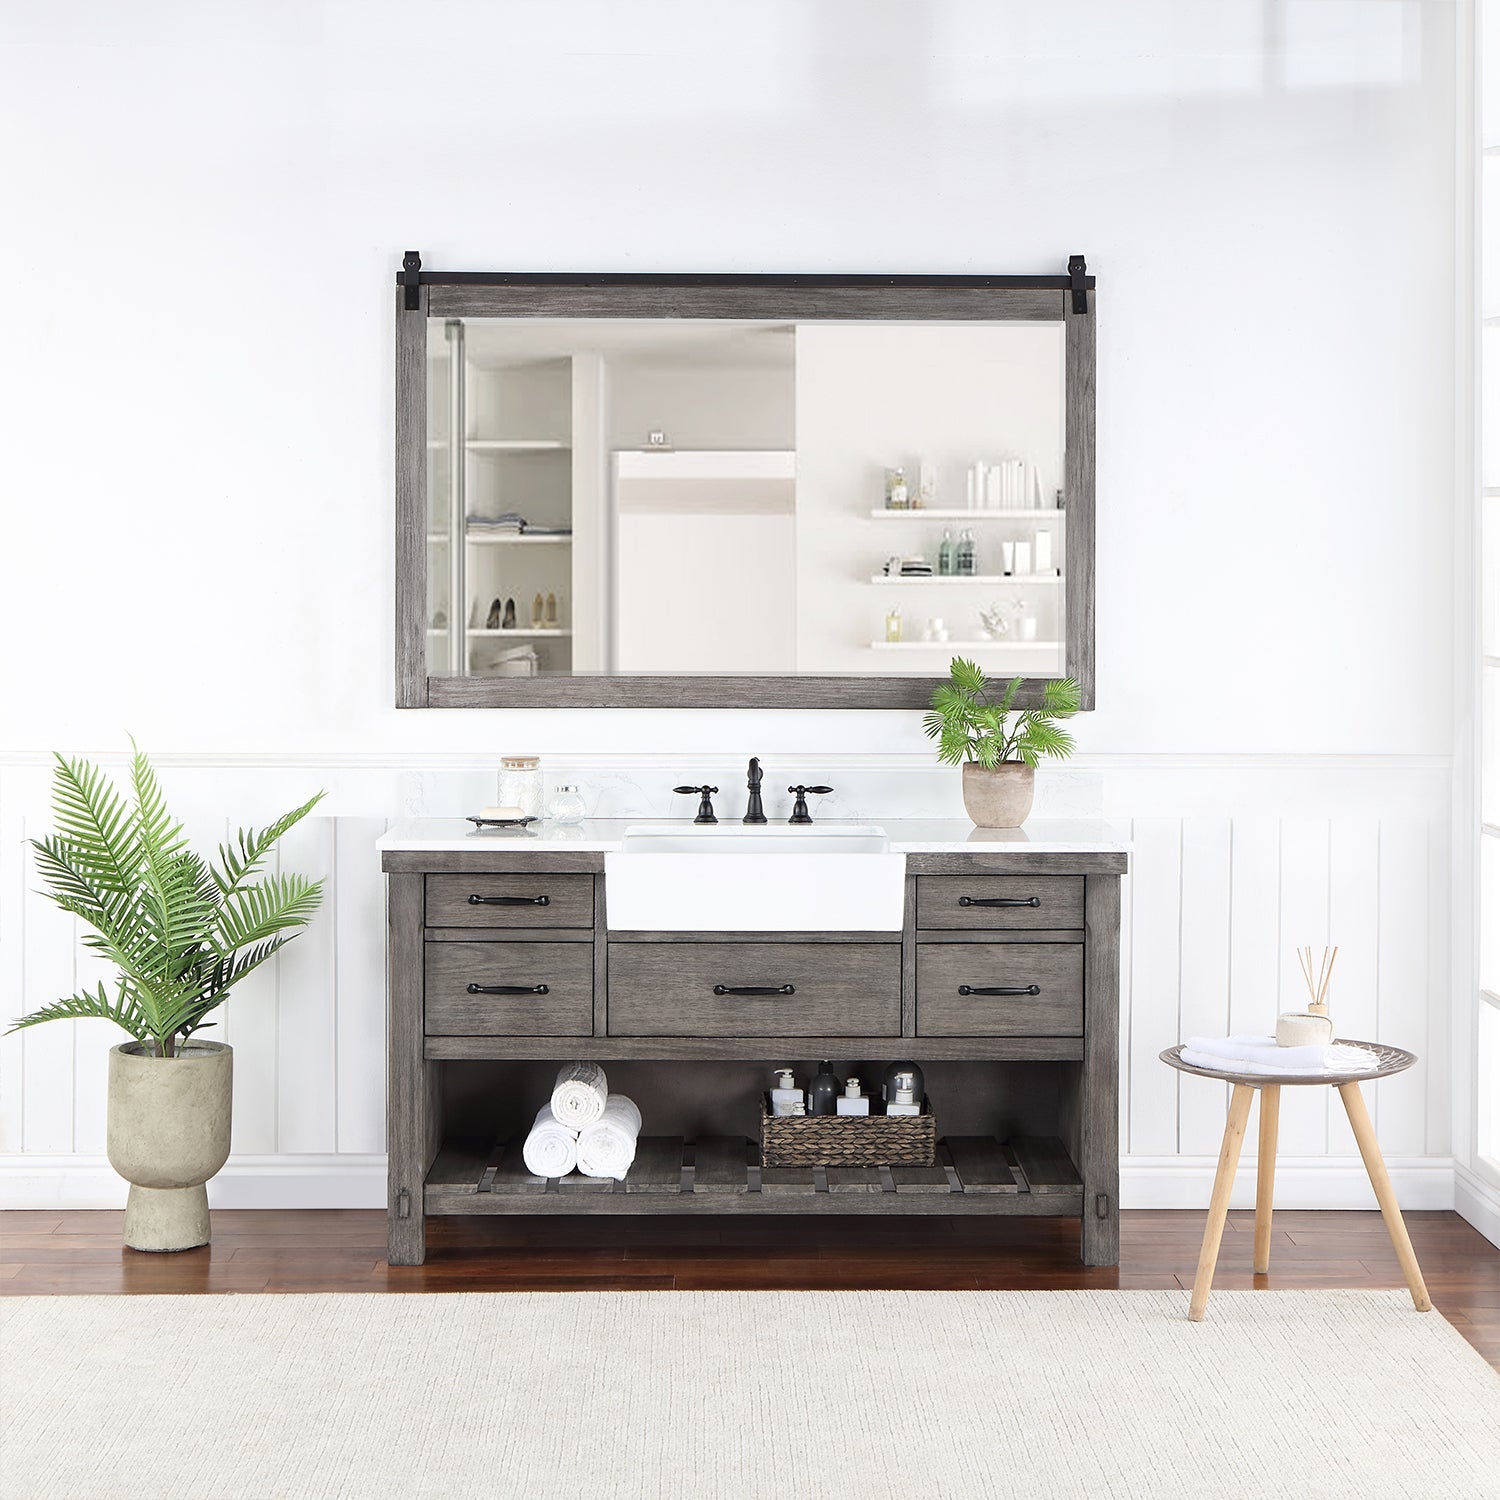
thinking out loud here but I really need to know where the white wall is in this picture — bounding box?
[0,0,1472,1213]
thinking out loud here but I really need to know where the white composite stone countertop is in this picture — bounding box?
[377,817,1130,854]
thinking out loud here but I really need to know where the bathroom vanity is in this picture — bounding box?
[380,819,1126,1267]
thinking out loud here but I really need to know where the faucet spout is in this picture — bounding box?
[743,757,768,824]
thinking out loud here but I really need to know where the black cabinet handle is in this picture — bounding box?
[712,984,796,997]
[468,893,550,907]
[958,984,1041,997]
[466,983,549,995]
[959,895,1041,908]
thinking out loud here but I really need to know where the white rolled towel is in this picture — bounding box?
[575,1093,642,1181]
[550,1061,608,1128]
[522,1103,578,1179]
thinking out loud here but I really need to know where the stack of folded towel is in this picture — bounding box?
[1180,1035,1380,1076]
[521,1063,642,1182]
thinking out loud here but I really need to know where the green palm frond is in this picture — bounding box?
[8,747,324,1057]
[922,660,1082,772]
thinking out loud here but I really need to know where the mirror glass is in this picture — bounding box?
[424,317,1069,679]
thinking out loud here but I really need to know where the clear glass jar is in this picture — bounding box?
[497,754,542,819]
[547,784,586,825]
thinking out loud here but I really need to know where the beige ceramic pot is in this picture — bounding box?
[961,761,1035,829]
[107,1041,232,1252]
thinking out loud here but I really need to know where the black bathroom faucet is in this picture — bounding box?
[743,757,767,824]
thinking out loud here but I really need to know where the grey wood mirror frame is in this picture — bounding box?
[395,261,1096,710]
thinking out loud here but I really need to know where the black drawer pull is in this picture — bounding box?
[468,893,550,907]
[466,983,549,996]
[959,895,1041,908]
[958,984,1041,997]
[712,984,796,997]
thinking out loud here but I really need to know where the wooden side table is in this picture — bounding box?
[1159,1042,1431,1321]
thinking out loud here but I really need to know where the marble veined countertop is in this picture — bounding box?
[377,817,1130,854]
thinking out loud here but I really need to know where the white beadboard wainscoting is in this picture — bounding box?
[0,753,1457,1211]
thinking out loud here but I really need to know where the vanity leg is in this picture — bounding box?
[1337,1082,1431,1312]
[1079,874,1121,1266]
[1189,1083,1254,1321]
[1253,1085,1279,1275]
[387,872,435,1266]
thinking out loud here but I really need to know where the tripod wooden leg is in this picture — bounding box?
[1337,1082,1431,1312]
[1254,1085,1280,1275]
[1189,1083,1254,1322]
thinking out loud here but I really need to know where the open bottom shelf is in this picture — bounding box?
[425,1134,1082,1216]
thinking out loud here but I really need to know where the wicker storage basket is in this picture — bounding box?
[759,1095,936,1168]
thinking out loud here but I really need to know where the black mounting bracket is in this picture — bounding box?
[402,250,423,310]
[1068,254,1088,314]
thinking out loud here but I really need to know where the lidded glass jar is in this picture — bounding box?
[547,784,586,826]
[497,755,543,819]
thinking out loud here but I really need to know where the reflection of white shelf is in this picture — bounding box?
[467,628,572,638]
[465,439,570,452]
[868,508,1063,520]
[465,532,572,545]
[868,573,1061,586]
[869,639,1062,651]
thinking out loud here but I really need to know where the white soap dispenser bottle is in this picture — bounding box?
[770,1068,805,1118]
[836,1078,870,1116]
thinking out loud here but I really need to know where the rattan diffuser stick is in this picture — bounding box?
[1298,945,1338,1015]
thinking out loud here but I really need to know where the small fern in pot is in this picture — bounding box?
[7,745,324,1251]
[923,659,1080,828]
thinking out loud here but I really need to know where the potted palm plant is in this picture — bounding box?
[923,659,1080,828]
[7,746,324,1251]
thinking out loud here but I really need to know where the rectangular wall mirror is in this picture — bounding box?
[396,269,1095,709]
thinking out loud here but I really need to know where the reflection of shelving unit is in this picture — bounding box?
[465,439,570,453]
[467,628,573,639]
[869,639,1062,651]
[868,574,1060,586]
[868,508,1063,521]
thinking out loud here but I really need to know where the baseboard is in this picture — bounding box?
[1,1153,1459,1213]
[0,1155,387,1211]
[1121,1157,1456,1211]
[1454,1162,1500,1248]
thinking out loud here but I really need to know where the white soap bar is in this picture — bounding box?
[836,1096,870,1116]
[479,805,527,821]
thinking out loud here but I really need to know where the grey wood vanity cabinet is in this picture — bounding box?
[381,831,1126,1268]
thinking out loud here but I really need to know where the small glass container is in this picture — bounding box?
[884,467,909,510]
[497,754,543,819]
[885,607,903,643]
[547,784,586,825]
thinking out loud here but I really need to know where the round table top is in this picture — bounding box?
[1159,1041,1416,1088]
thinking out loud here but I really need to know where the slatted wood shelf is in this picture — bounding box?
[424,1134,1082,1216]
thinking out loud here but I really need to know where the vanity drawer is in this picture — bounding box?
[426,873,594,930]
[425,942,593,1036]
[607,942,901,1037]
[916,943,1083,1036]
[916,875,1084,931]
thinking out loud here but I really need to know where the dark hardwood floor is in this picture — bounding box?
[3,1208,1496,1367]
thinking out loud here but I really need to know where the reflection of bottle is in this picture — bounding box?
[956,530,976,576]
[885,606,903,643]
[938,529,955,577]
[885,467,908,510]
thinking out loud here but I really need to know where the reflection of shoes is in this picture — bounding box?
[485,597,501,630]
[531,592,545,629]
[502,597,516,630]
[544,592,558,627]
[431,610,447,630]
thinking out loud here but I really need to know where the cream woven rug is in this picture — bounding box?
[3,1290,1497,1499]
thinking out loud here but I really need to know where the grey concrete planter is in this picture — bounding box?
[961,761,1035,829]
[106,1041,232,1252]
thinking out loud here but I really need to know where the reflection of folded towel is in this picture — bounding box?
[576,1094,642,1181]
[1181,1034,1380,1076]
[521,1104,577,1178]
[550,1061,608,1128]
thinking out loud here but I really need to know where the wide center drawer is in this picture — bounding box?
[916,943,1083,1036]
[426,942,593,1035]
[607,942,901,1037]
[426,873,594,929]
[916,875,1084,931]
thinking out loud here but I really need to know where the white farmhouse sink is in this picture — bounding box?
[605,823,906,932]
